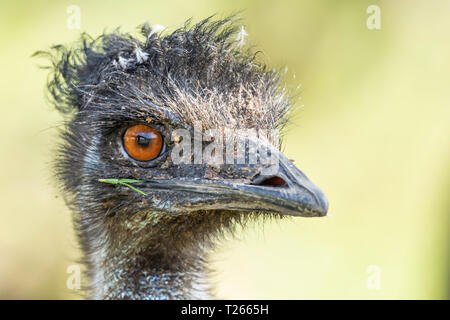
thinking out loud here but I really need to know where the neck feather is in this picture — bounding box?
[79,209,238,299]
[89,247,211,299]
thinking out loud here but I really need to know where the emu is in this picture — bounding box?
[40,17,328,299]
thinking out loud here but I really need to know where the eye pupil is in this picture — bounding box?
[137,135,150,146]
[123,124,163,161]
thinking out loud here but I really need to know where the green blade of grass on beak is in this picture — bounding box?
[98,179,148,196]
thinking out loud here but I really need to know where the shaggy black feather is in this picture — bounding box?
[37,16,294,300]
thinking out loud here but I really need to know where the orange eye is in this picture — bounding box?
[123,124,163,161]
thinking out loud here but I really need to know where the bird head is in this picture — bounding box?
[40,17,328,285]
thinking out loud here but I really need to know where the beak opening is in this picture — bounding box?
[248,152,329,217]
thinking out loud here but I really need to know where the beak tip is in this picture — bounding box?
[314,187,329,217]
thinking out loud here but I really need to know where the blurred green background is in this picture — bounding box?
[0,0,448,299]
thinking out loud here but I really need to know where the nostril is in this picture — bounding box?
[257,176,287,187]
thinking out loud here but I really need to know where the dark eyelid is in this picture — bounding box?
[97,103,185,131]
[148,105,185,129]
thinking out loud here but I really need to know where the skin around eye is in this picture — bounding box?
[123,124,163,161]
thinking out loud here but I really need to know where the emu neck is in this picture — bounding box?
[85,210,215,300]
[91,251,210,299]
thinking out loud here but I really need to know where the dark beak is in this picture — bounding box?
[137,149,328,217]
[238,152,329,217]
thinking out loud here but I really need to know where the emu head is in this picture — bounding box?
[41,17,328,299]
